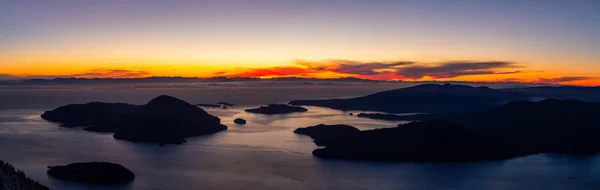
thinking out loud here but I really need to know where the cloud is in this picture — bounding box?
[535,76,597,84]
[67,69,150,78]
[332,61,413,75]
[221,60,412,78]
[218,60,523,80]
[396,61,520,79]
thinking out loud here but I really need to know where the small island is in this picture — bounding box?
[47,162,134,184]
[42,95,228,144]
[245,104,308,115]
[234,118,247,124]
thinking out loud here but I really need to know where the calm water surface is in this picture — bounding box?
[0,85,599,190]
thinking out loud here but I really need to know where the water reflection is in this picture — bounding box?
[0,107,599,190]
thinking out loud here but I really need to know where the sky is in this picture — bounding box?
[1,0,599,85]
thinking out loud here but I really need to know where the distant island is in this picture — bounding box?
[47,162,135,184]
[42,95,227,144]
[296,99,600,162]
[0,160,49,190]
[196,103,223,108]
[290,84,530,113]
[356,113,408,121]
[245,104,308,115]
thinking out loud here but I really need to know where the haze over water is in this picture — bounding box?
[1,83,599,190]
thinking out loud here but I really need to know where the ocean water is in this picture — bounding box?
[0,84,599,190]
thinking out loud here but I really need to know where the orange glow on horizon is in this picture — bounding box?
[1,60,598,86]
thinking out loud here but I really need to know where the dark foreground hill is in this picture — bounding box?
[1,160,49,190]
[290,83,529,113]
[297,99,600,162]
[42,95,227,144]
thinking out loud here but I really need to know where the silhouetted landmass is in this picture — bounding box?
[0,80,20,85]
[449,99,600,156]
[42,95,227,144]
[299,99,600,162]
[245,104,308,115]
[356,113,437,121]
[196,104,222,108]
[111,95,227,144]
[19,76,376,85]
[234,118,246,124]
[294,124,361,146]
[297,120,516,162]
[41,102,137,128]
[356,113,407,121]
[373,99,600,156]
[290,84,529,113]
[0,160,49,190]
[47,162,134,185]
[503,86,600,102]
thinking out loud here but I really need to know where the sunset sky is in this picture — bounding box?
[1,0,599,85]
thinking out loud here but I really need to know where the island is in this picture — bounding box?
[1,160,49,190]
[42,95,228,144]
[196,103,222,108]
[245,104,308,115]
[47,162,134,184]
[234,118,247,124]
[290,83,529,113]
[297,99,600,162]
[296,120,516,162]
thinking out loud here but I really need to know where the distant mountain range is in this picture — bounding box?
[290,84,600,113]
[0,76,564,87]
[14,76,377,85]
